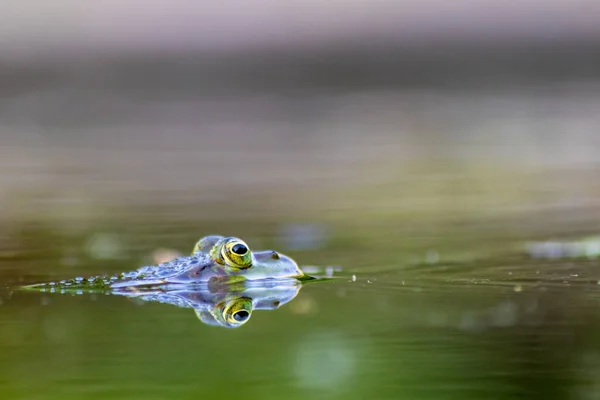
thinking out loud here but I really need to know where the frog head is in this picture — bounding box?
[192,235,309,281]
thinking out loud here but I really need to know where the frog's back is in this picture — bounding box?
[133,253,211,280]
[25,253,214,291]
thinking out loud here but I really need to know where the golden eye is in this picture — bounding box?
[221,239,252,269]
[222,297,253,326]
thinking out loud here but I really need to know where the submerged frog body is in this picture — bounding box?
[25,235,310,291]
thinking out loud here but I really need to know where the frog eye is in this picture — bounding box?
[221,239,252,269]
[231,243,248,255]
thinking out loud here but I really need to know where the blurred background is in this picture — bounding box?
[2,1,600,250]
[2,1,600,246]
[2,2,600,399]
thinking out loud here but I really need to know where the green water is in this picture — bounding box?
[2,223,600,400]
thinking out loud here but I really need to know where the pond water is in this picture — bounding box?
[1,229,600,400]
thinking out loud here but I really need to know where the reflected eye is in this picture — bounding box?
[221,239,252,269]
[222,297,253,327]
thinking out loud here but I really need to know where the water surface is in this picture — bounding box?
[1,232,599,400]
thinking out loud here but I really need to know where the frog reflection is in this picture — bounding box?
[112,281,302,328]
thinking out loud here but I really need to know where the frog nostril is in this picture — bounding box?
[271,251,280,260]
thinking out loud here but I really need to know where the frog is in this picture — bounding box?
[22,235,312,292]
